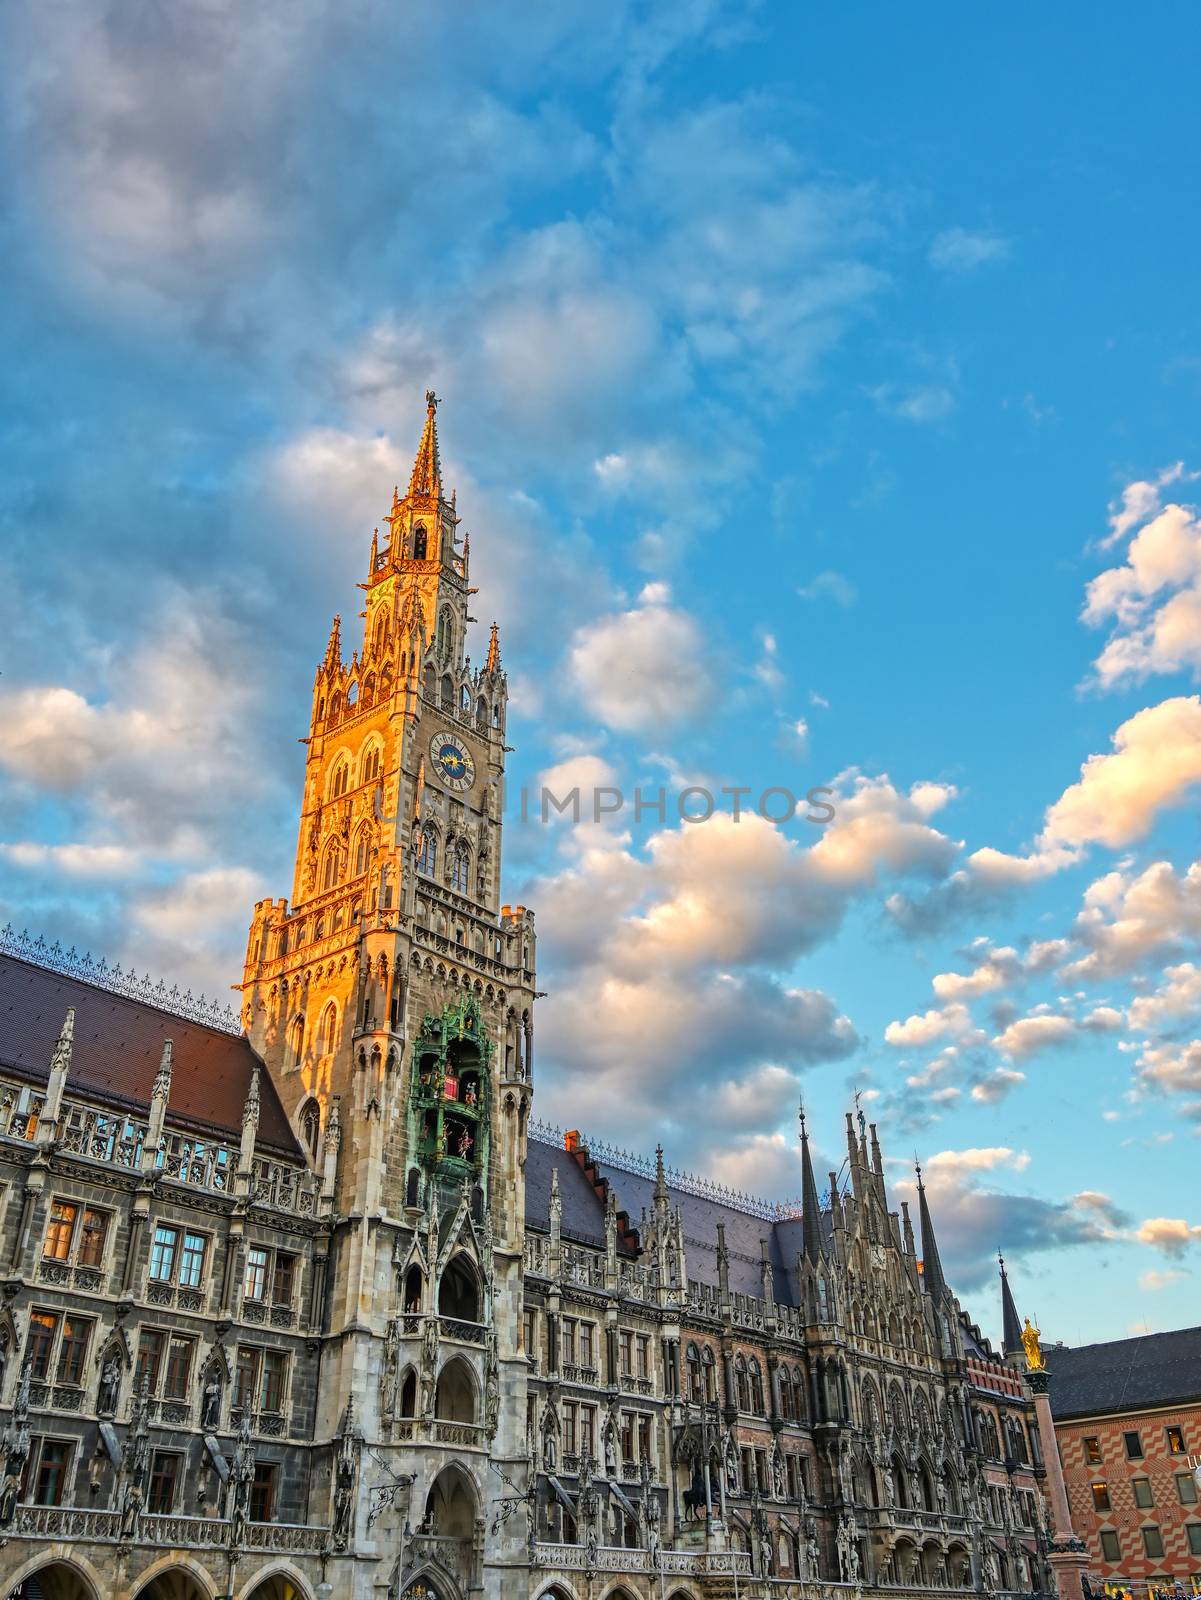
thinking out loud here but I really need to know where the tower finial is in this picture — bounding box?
[406,391,443,501]
[324,614,342,671]
[914,1155,948,1302]
[799,1097,824,1263]
[999,1247,1024,1357]
[486,621,501,675]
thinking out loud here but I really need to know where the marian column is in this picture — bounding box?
[1022,1319,1089,1600]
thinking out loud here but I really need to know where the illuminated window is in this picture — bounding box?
[26,1312,58,1380]
[44,1201,77,1261]
[57,1317,92,1386]
[1091,1482,1110,1512]
[1083,1437,1102,1464]
[77,1209,109,1268]
[1166,1425,1187,1454]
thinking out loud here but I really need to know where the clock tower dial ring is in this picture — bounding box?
[429,730,476,793]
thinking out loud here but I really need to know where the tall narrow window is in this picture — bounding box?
[148,1451,181,1514]
[44,1201,78,1261]
[179,1233,208,1290]
[417,827,437,876]
[33,1441,71,1507]
[412,525,428,560]
[322,843,340,891]
[163,1337,194,1401]
[77,1209,109,1268]
[57,1317,92,1386]
[300,1100,320,1160]
[27,1312,59,1380]
[149,1225,178,1283]
[361,745,381,785]
[137,1329,166,1391]
[354,824,371,877]
[244,1247,269,1302]
[317,1001,338,1056]
[451,844,470,894]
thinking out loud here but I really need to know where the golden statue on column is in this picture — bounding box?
[1021,1315,1045,1371]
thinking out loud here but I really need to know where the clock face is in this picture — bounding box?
[429,730,476,793]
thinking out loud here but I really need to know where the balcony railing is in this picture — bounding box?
[7,1504,327,1553]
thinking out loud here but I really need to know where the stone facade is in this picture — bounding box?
[0,397,1053,1600]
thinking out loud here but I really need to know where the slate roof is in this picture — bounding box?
[0,953,300,1158]
[524,1136,823,1305]
[1047,1326,1201,1419]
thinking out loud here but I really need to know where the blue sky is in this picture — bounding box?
[3,0,1201,1346]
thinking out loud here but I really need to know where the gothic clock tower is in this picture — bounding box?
[240,394,537,1594]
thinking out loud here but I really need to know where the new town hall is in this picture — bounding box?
[0,401,1072,1600]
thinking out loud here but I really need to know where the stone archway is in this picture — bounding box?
[132,1569,213,1600]
[4,1562,99,1600]
[241,1573,315,1600]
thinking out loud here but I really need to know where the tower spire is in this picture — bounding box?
[999,1250,1024,1358]
[799,1103,824,1263]
[486,621,501,675]
[915,1159,948,1302]
[407,390,443,500]
[323,614,342,671]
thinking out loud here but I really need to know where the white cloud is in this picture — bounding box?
[0,842,141,878]
[992,1012,1076,1061]
[1102,463,1192,549]
[928,227,1010,273]
[869,382,956,424]
[1139,1268,1186,1291]
[924,1146,1031,1178]
[970,1067,1025,1104]
[1128,962,1201,1032]
[886,1002,980,1049]
[1134,1217,1201,1257]
[569,595,714,733]
[1066,859,1201,978]
[797,571,857,607]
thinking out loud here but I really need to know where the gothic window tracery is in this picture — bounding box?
[316,1002,339,1057]
[330,758,349,800]
[322,843,341,891]
[353,824,372,878]
[417,826,438,877]
[299,1098,320,1160]
[412,524,428,560]
[451,843,470,895]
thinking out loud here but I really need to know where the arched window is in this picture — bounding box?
[412,524,428,560]
[460,684,471,712]
[299,1098,320,1160]
[362,673,376,707]
[735,1354,750,1412]
[330,758,349,800]
[322,842,341,891]
[373,611,387,656]
[329,690,342,720]
[749,1357,765,1414]
[380,663,393,697]
[686,1343,702,1403]
[702,1345,716,1402]
[476,697,488,729]
[360,743,381,785]
[346,680,358,707]
[316,1002,338,1057]
[417,827,437,877]
[287,1015,305,1067]
[440,674,454,709]
[779,1369,794,1420]
[354,824,372,878]
[451,843,470,894]
[437,606,453,659]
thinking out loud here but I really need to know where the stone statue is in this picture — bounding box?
[806,1526,820,1579]
[836,1516,851,1582]
[230,1413,255,1543]
[937,1474,949,1514]
[604,1420,617,1478]
[119,1480,143,1539]
[1021,1316,1044,1371]
[97,1355,121,1416]
[772,1444,786,1500]
[200,1372,221,1430]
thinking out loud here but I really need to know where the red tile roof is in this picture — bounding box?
[0,953,301,1158]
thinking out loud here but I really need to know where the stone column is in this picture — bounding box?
[1028,1370,1088,1600]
